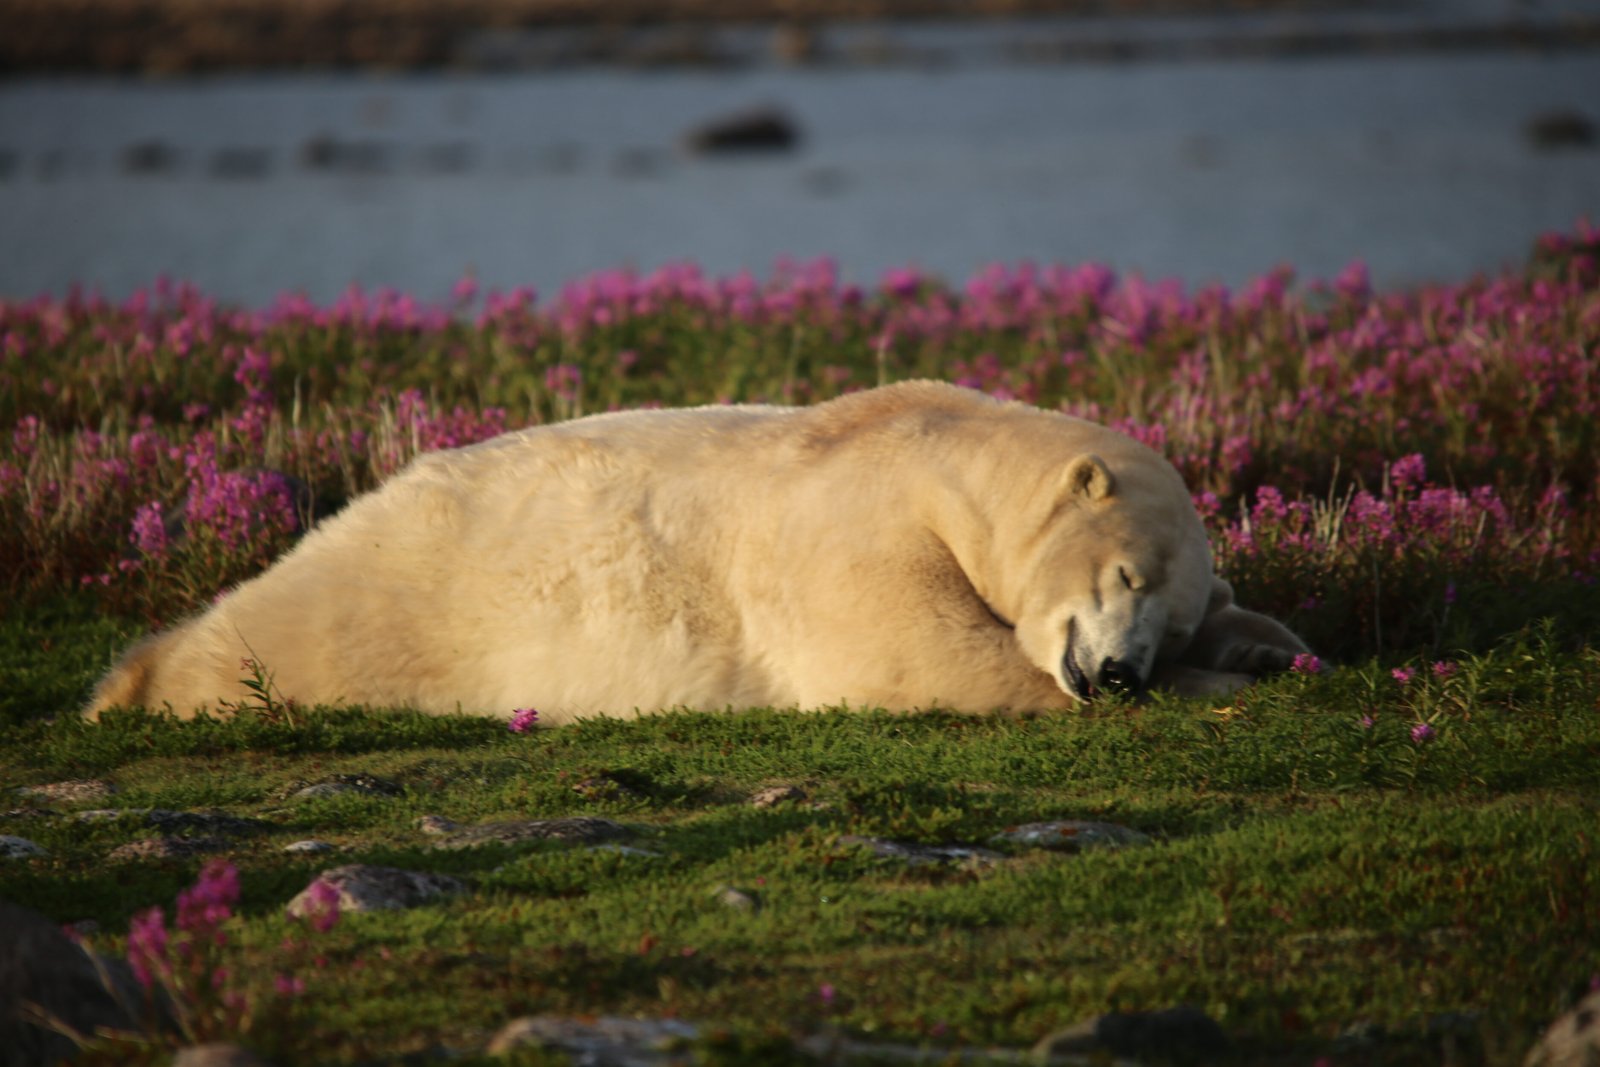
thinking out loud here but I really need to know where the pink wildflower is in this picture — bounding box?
[130,501,169,558]
[126,906,169,990]
[300,878,342,934]
[1391,667,1415,685]
[508,707,540,733]
[1431,661,1458,679]
[1411,722,1436,743]
[1291,653,1323,674]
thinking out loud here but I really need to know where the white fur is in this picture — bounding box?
[87,382,1308,724]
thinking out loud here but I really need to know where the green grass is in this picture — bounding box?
[3,598,1598,1065]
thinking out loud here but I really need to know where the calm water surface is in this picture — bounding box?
[1,47,1598,303]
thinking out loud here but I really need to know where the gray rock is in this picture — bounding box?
[285,865,465,917]
[290,774,403,800]
[171,1043,276,1067]
[988,821,1152,853]
[1033,1006,1229,1066]
[0,807,58,821]
[432,817,632,850]
[1525,989,1600,1067]
[0,899,153,1067]
[282,840,336,854]
[0,835,47,859]
[712,885,760,913]
[416,814,460,835]
[108,836,229,861]
[749,785,807,808]
[837,835,1004,868]
[588,844,662,858]
[681,106,800,154]
[572,773,644,801]
[73,809,267,836]
[487,1014,700,1064]
[14,779,117,805]
[800,1026,1117,1063]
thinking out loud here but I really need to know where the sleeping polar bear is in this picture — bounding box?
[87,381,1308,725]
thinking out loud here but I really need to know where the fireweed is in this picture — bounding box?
[43,860,340,1061]
[2,227,1596,647]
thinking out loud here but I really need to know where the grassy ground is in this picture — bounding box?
[4,600,1599,1065]
[4,241,1600,1062]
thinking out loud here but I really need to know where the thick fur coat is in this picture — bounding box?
[88,381,1308,724]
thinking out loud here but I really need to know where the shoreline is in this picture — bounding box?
[4,0,1598,75]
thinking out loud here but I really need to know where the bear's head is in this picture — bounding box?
[1009,452,1215,701]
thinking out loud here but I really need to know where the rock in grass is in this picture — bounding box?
[290,774,403,800]
[282,840,336,854]
[432,817,632,850]
[171,1043,276,1067]
[0,808,57,821]
[712,885,760,913]
[0,835,47,859]
[74,809,269,836]
[836,835,1003,868]
[1525,989,1600,1067]
[286,864,465,916]
[13,779,117,805]
[487,1014,699,1060]
[0,900,151,1067]
[588,843,662,858]
[989,820,1152,852]
[108,836,230,861]
[1033,1005,1229,1066]
[572,773,645,802]
[749,785,807,808]
[416,814,460,835]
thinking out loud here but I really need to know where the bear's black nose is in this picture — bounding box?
[1098,658,1143,695]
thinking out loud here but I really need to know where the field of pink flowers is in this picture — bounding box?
[4,224,1598,664]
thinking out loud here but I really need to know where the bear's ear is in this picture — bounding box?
[1061,454,1115,503]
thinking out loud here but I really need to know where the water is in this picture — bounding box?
[1,42,1598,304]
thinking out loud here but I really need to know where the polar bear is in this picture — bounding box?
[86,381,1307,724]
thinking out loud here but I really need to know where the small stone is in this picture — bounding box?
[293,783,366,800]
[73,809,268,837]
[487,1014,699,1059]
[432,817,632,850]
[571,773,643,801]
[108,836,229,861]
[291,774,403,800]
[1033,1005,1229,1066]
[681,106,800,154]
[14,779,117,805]
[283,840,336,854]
[836,835,1003,868]
[587,844,662,858]
[0,834,48,859]
[171,1043,276,1067]
[416,814,460,835]
[989,820,1152,852]
[285,864,465,917]
[1,807,58,820]
[73,809,130,822]
[713,885,760,912]
[1525,989,1600,1067]
[749,785,807,808]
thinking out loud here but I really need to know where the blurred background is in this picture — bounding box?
[1,0,1598,304]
